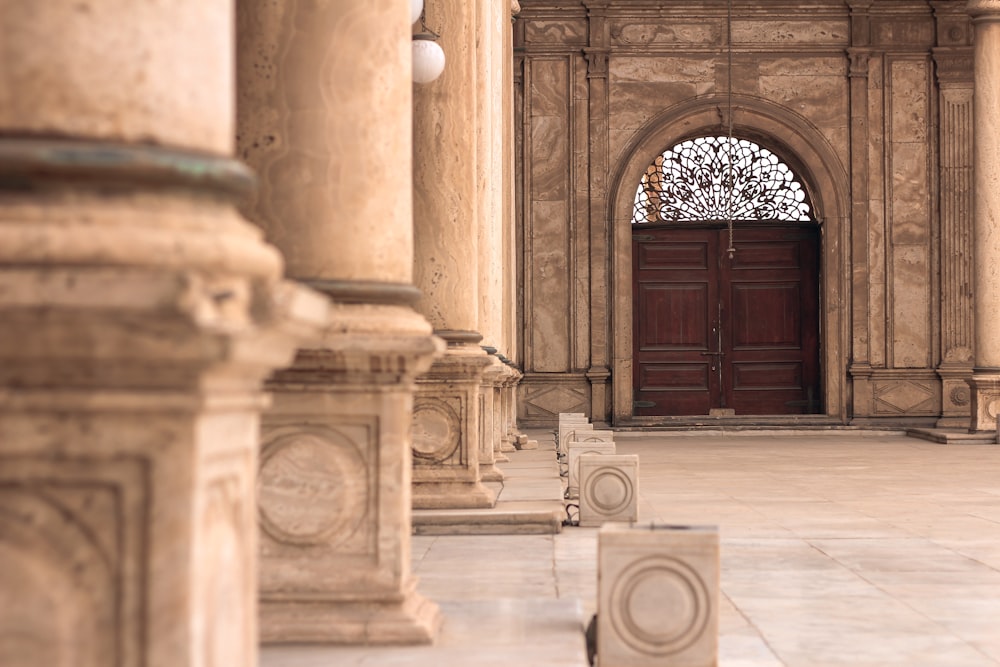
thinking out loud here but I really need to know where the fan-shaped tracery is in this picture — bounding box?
[632,136,812,224]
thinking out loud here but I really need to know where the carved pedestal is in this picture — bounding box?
[968,373,1000,433]
[258,304,443,643]
[479,355,506,482]
[0,139,317,667]
[412,342,497,509]
[500,364,523,453]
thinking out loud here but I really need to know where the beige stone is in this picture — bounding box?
[258,305,443,644]
[579,454,639,527]
[237,0,445,644]
[559,423,594,456]
[412,343,496,509]
[0,1,236,153]
[479,355,506,483]
[0,4,330,666]
[597,523,720,667]
[567,440,617,498]
[237,0,415,286]
[968,0,1000,432]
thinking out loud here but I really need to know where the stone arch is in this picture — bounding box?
[608,93,850,423]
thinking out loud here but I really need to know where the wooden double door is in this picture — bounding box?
[632,225,820,416]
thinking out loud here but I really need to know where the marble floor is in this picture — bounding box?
[263,429,1000,667]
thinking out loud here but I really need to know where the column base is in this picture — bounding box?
[938,365,973,429]
[412,480,497,509]
[258,303,444,646]
[480,462,505,482]
[412,342,494,509]
[968,371,1000,433]
[261,581,441,645]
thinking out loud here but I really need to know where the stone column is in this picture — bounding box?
[934,3,976,428]
[0,2,317,666]
[500,2,527,450]
[479,354,506,481]
[585,0,613,424]
[967,0,1000,432]
[412,0,496,508]
[847,0,875,419]
[237,0,442,643]
[476,0,506,482]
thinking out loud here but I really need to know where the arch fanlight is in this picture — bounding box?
[631,136,813,225]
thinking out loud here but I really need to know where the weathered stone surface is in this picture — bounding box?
[258,305,443,644]
[238,0,446,644]
[969,0,1000,431]
[598,524,720,667]
[578,454,639,527]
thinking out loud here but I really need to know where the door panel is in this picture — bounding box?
[633,230,718,416]
[633,226,820,416]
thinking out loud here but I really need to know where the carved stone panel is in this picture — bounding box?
[413,395,466,467]
[0,457,146,667]
[259,425,372,555]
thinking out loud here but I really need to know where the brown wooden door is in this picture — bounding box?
[633,226,820,416]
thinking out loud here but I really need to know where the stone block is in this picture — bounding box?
[567,440,617,498]
[577,429,615,443]
[597,523,720,667]
[579,454,639,527]
[559,423,593,455]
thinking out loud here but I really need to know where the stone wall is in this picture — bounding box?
[515,0,973,427]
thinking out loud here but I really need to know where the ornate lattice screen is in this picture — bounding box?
[632,136,812,224]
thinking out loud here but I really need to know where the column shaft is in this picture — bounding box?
[968,0,1000,431]
[933,3,976,428]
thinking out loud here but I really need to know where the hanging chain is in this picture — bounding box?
[725,0,736,259]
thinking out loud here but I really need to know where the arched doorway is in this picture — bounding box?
[608,96,850,425]
[630,136,820,416]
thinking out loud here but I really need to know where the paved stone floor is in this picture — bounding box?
[264,429,1000,667]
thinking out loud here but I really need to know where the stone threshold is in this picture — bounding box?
[412,508,563,535]
[906,427,999,445]
[615,415,849,429]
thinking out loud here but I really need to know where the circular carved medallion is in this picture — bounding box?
[411,402,460,464]
[950,386,971,407]
[258,429,367,546]
[609,556,710,656]
[584,468,634,515]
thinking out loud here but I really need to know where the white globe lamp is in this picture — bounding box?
[412,35,445,84]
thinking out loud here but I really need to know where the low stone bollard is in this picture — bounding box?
[559,423,593,456]
[567,440,617,498]
[578,454,638,526]
[597,523,720,667]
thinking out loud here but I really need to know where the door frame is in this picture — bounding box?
[607,95,850,425]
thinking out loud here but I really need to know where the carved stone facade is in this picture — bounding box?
[515,0,980,427]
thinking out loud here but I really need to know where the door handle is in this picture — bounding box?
[699,351,723,356]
